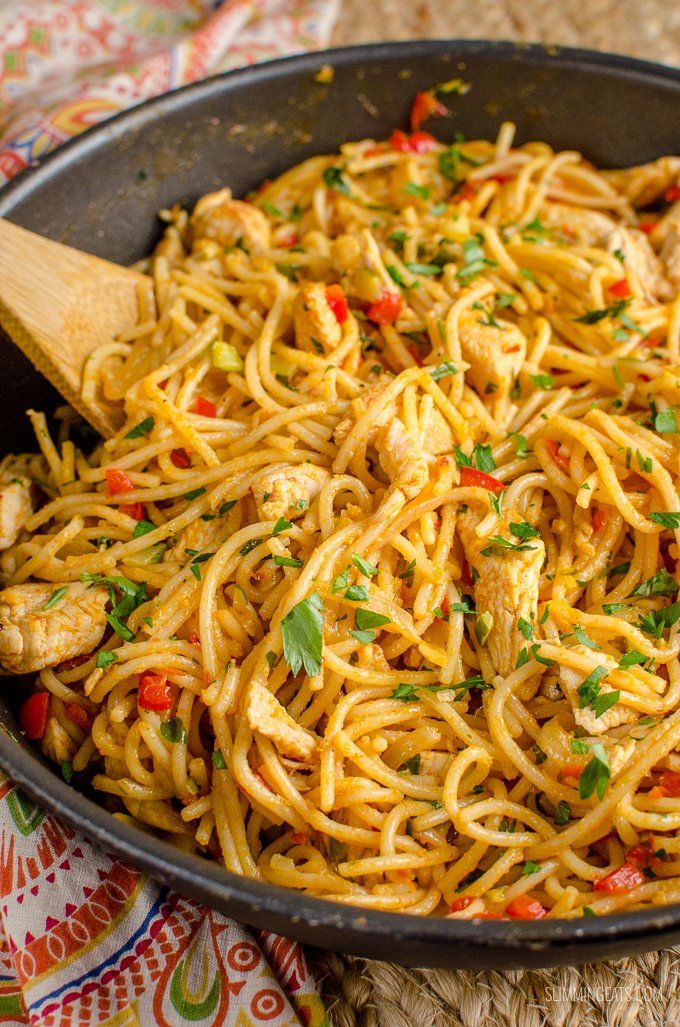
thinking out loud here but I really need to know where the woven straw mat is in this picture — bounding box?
[308,2,680,1026]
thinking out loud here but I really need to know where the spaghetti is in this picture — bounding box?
[2,115,680,921]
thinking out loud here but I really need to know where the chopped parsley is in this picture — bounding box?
[281,592,324,677]
[125,416,155,439]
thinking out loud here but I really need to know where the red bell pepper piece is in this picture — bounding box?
[659,771,680,796]
[546,438,570,471]
[193,396,217,418]
[506,894,548,919]
[608,277,632,299]
[665,185,680,202]
[170,448,192,469]
[325,284,349,324]
[449,896,474,912]
[19,692,49,740]
[366,289,402,325]
[138,671,172,712]
[626,844,655,869]
[594,861,645,893]
[105,468,134,495]
[410,91,447,132]
[389,129,437,153]
[638,221,656,235]
[120,502,145,521]
[459,465,505,495]
[456,182,478,202]
[591,508,607,533]
[65,703,92,731]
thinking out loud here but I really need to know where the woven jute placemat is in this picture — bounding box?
[313,3,680,1025]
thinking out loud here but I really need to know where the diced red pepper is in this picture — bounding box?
[456,182,478,202]
[459,465,505,494]
[491,173,514,185]
[389,129,437,153]
[639,221,656,235]
[665,185,680,203]
[546,438,570,471]
[193,396,217,418]
[19,692,49,740]
[473,910,505,920]
[105,468,134,496]
[608,277,632,299]
[594,861,645,894]
[189,631,201,648]
[366,289,403,325]
[506,894,548,920]
[649,785,668,799]
[626,844,655,869]
[120,502,145,521]
[409,91,447,132]
[170,448,192,469]
[65,703,91,731]
[325,284,349,324]
[138,671,172,712]
[449,896,474,912]
[560,763,584,782]
[659,771,680,797]
[592,508,607,533]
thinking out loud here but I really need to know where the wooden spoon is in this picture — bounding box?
[0,217,149,438]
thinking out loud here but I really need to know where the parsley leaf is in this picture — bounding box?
[323,166,351,196]
[96,650,117,669]
[344,585,369,602]
[628,569,678,598]
[579,743,610,800]
[530,374,555,390]
[160,717,187,744]
[281,592,324,676]
[355,608,391,631]
[272,516,292,536]
[43,586,68,610]
[574,624,599,649]
[650,511,680,529]
[125,416,155,439]
[353,554,378,577]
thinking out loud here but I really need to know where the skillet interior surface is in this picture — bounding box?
[0,40,679,968]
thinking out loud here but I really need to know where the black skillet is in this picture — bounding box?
[0,41,679,969]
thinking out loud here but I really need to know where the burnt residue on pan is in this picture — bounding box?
[0,40,679,968]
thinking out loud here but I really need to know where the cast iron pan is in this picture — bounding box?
[0,41,679,969]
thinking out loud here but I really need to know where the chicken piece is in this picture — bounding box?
[252,465,331,522]
[458,309,526,404]
[333,380,393,446]
[558,651,637,736]
[244,680,317,759]
[418,750,454,778]
[0,582,108,675]
[603,157,680,207]
[420,403,454,456]
[0,475,32,550]
[190,190,271,253]
[42,717,78,765]
[375,419,428,500]
[604,227,672,302]
[166,517,223,564]
[458,509,545,676]
[293,282,343,354]
[539,203,617,245]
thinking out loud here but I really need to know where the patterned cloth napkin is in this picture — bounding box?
[0,2,340,1023]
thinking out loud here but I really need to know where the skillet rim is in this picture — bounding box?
[0,38,679,965]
